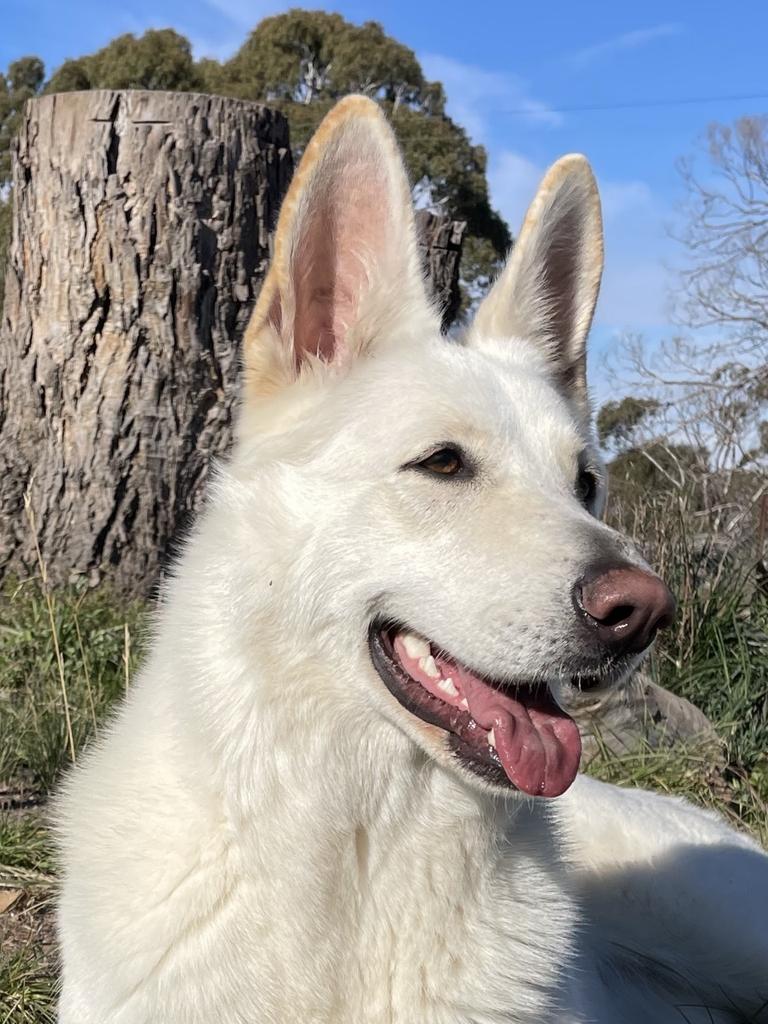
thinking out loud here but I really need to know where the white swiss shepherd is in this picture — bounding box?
[57,96,768,1023]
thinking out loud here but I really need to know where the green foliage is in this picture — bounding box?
[0,57,45,185]
[5,57,45,95]
[0,579,146,793]
[597,396,660,451]
[0,949,56,1023]
[0,817,56,1020]
[219,11,431,107]
[651,507,768,780]
[46,29,202,94]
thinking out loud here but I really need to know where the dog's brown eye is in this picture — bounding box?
[421,448,464,476]
[406,446,471,479]
[575,468,598,506]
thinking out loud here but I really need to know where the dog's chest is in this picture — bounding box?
[303,811,580,1023]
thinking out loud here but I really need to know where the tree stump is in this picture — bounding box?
[0,90,293,596]
[0,90,466,597]
[415,211,465,330]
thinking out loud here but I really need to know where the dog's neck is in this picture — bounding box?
[165,636,577,1022]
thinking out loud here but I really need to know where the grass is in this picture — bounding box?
[0,578,143,1021]
[0,497,766,1019]
[0,578,145,795]
[613,493,768,820]
[0,951,56,1024]
[0,817,56,890]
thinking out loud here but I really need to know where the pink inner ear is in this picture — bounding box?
[291,160,389,368]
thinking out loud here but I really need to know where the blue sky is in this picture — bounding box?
[3,0,768,370]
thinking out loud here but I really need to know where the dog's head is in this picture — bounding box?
[226,95,674,799]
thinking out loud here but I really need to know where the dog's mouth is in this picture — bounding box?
[369,622,583,798]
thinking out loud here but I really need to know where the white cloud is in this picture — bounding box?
[420,53,560,142]
[488,149,670,330]
[568,23,682,68]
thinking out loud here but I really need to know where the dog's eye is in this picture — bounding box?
[420,447,464,476]
[408,446,470,479]
[574,468,598,506]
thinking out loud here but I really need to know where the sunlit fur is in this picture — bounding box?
[57,96,768,1024]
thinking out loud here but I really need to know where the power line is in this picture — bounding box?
[505,91,768,115]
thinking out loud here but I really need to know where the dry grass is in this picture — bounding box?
[611,492,768,817]
[0,577,143,1020]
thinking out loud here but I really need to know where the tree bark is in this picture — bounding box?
[0,90,466,597]
[0,90,293,596]
[415,210,465,331]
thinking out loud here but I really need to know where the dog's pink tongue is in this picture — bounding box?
[460,675,582,798]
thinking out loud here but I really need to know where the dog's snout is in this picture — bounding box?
[573,563,676,656]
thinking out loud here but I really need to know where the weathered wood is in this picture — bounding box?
[0,91,467,597]
[0,90,293,596]
[571,670,722,762]
[415,210,465,330]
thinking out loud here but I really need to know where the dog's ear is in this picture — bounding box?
[242,95,435,397]
[469,155,603,408]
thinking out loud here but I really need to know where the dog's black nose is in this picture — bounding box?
[574,563,676,656]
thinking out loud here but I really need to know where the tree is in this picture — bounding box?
[596,393,707,511]
[601,118,768,531]
[605,330,768,492]
[597,396,660,454]
[217,12,430,107]
[0,56,44,183]
[599,342,766,528]
[46,29,202,94]
[675,117,768,356]
[0,14,510,308]
[203,12,509,303]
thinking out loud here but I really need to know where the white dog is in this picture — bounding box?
[57,95,768,1023]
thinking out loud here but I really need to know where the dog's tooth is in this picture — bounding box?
[437,676,459,697]
[419,655,440,679]
[488,729,496,749]
[402,633,430,660]
[460,698,469,710]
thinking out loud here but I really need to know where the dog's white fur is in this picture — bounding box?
[57,96,768,1023]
